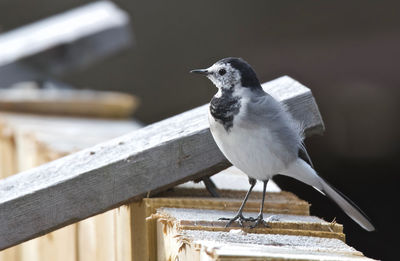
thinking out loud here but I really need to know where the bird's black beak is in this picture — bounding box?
[190,69,209,75]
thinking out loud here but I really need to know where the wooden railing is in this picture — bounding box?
[0,76,324,251]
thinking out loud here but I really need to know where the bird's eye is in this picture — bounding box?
[218,68,226,76]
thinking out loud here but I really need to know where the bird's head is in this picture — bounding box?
[190,57,262,92]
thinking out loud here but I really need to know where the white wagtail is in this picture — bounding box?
[190,57,375,231]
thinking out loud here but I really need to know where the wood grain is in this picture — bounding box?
[131,189,311,261]
[0,76,324,250]
[154,207,344,240]
[0,112,142,260]
[155,213,373,261]
[0,85,139,118]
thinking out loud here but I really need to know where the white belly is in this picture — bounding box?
[208,111,286,181]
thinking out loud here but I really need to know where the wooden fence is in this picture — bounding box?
[0,76,376,260]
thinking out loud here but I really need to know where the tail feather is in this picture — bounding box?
[280,158,375,231]
[320,178,375,231]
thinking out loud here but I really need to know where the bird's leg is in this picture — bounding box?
[219,178,256,227]
[202,176,220,197]
[250,179,269,228]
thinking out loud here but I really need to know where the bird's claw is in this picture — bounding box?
[248,214,279,228]
[219,213,272,228]
[244,216,256,222]
[218,214,253,227]
[249,214,269,229]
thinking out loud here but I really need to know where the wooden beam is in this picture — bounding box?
[0,76,324,250]
[0,84,139,118]
[0,1,132,86]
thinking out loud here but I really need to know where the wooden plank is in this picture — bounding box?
[18,224,77,261]
[151,190,310,215]
[0,112,142,157]
[115,206,133,261]
[2,117,79,261]
[0,122,23,261]
[131,188,310,261]
[153,207,344,240]
[0,1,131,83]
[0,121,17,179]
[77,210,116,261]
[0,76,324,250]
[0,85,139,118]
[156,223,374,261]
[154,208,375,261]
[153,208,344,240]
[0,112,142,260]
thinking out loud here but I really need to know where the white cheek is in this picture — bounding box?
[208,75,223,89]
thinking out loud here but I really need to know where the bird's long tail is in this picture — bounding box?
[280,158,375,231]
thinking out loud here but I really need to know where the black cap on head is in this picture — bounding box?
[218,57,261,88]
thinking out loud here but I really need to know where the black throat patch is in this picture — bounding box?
[210,88,241,132]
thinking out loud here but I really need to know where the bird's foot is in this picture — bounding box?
[249,214,279,228]
[249,214,268,229]
[219,214,253,227]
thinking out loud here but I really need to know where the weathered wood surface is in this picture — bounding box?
[0,112,142,176]
[0,84,139,118]
[154,207,344,240]
[155,211,373,261]
[131,189,310,261]
[0,112,143,260]
[0,1,131,73]
[0,76,324,250]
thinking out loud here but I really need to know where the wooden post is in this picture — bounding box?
[132,186,311,261]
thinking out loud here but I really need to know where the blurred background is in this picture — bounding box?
[1,0,399,260]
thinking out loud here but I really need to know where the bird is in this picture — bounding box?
[190,57,375,231]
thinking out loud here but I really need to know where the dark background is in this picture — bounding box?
[1,1,399,260]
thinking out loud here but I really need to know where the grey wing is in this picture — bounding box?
[246,93,303,165]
